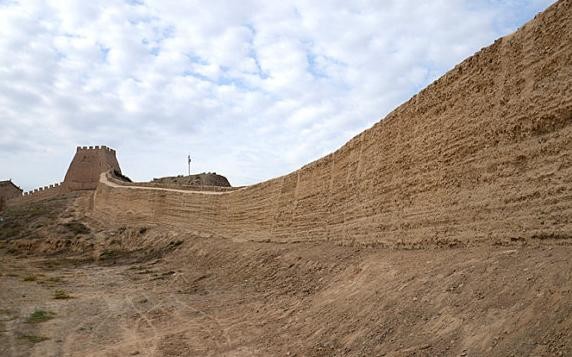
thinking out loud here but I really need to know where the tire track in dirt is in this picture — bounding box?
[133,270,236,353]
[74,265,231,356]
[57,265,146,356]
[126,294,160,355]
[172,273,233,346]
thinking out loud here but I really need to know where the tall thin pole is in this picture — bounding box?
[187,155,191,176]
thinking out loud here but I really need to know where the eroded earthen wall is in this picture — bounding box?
[93,0,572,246]
[0,183,22,210]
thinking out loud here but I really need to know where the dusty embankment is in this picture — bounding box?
[151,173,232,188]
[1,193,571,357]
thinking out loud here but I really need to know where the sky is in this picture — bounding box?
[0,0,556,191]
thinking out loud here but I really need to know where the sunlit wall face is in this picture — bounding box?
[0,0,556,190]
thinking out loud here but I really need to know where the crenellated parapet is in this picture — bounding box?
[6,181,67,207]
[22,182,64,196]
[76,145,116,154]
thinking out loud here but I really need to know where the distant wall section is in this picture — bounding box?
[6,145,121,208]
[6,182,66,208]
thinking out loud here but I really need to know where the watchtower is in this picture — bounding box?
[63,146,122,191]
[0,180,23,210]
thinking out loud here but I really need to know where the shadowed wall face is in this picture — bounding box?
[0,181,23,210]
[64,146,121,191]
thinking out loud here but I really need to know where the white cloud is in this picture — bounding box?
[0,0,557,190]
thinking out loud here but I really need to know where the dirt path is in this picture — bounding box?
[0,252,235,356]
[1,237,571,357]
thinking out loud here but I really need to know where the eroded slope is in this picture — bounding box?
[1,194,571,356]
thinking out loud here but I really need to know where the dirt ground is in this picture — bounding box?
[0,193,571,357]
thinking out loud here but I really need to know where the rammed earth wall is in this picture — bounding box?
[92,1,572,247]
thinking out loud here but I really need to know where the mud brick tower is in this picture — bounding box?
[63,146,122,191]
[0,180,23,210]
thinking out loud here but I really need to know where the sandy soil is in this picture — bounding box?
[0,193,571,357]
